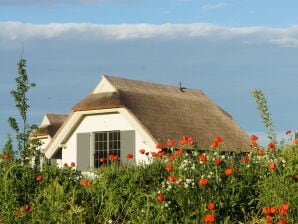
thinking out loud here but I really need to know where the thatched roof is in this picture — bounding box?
[73,75,251,151]
[35,113,68,138]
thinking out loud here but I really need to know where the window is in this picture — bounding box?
[94,131,120,168]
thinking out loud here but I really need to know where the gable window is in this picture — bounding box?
[94,131,120,168]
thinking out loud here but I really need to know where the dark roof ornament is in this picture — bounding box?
[179,82,186,92]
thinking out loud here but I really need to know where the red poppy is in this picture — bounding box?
[251,141,257,147]
[63,163,68,167]
[211,141,218,148]
[251,134,258,141]
[225,169,233,176]
[214,158,222,166]
[3,154,9,160]
[36,175,43,182]
[242,156,249,163]
[175,149,183,155]
[266,216,273,223]
[270,207,278,214]
[279,204,289,215]
[285,130,291,135]
[215,136,223,142]
[156,143,163,149]
[179,138,186,145]
[139,149,145,154]
[80,179,87,187]
[87,181,92,187]
[166,165,173,172]
[126,153,134,159]
[262,207,271,215]
[198,155,208,162]
[167,139,175,147]
[168,175,175,182]
[15,211,19,217]
[24,204,30,213]
[168,155,175,161]
[268,162,275,170]
[99,157,105,163]
[257,149,264,156]
[203,213,216,223]
[151,152,158,157]
[207,202,215,211]
[294,138,298,144]
[199,178,208,186]
[70,162,75,167]
[156,194,165,201]
[278,220,287,224]
[268,143,275,150]
[279,209,287,216]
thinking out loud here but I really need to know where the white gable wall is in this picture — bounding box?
[60,109,156,169]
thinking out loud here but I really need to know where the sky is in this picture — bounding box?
[1,0,298,148]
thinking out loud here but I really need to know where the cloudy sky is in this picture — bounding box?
[1,0,298,148]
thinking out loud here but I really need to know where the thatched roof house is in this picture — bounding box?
[41,75,251,171]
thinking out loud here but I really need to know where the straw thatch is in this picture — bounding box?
[73,75,251,152]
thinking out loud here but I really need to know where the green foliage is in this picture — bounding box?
[251,89,277,144]
[8,57,41,164]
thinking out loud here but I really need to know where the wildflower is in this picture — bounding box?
[156,143,163,149]
[215,136,223,142]
[126,153,134,159]
[214,158,222,166]
[139,149,145,154]
[251,134,258,141]
[198,155,208,162]
[70,162,75,167]
[3,154,9,160]
[203,214,216,223]
[252,141,257,147]
[180,138,186,145]
[99,157,105,163]
[262,207,271,215]
[36,175,43,182]
[156,194,165,201]
[211,141,218,148]
[266,216,273,223]
[285,130,291,135]
[80,179,87,187]
[15,211,19,217]
[207,202,215,211]
[63,163,68,167]
[199,178,208,186]
[294,138,298,144]
[24,204,30,213]
[151,152,158,157]
[224,169,233,176]
[87,181,92,187]
[167,139,175,147]
[166,165,173,172]
[279,220,287,224]
[168,175,175,182]
[268,162,275,170]
[258,149,264,156]
[267,143,275,150]
[175,177,182,183]
[175,149,183,155]
[168,155,175,161]
[270,207,278,214]
[242,156,250,163]
[279,204,289,216]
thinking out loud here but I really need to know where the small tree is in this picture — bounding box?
[251,89,277,144]
[8,57,42,164]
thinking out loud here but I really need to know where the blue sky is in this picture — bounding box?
[1,0,298,148]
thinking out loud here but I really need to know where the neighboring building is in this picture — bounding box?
[39,75,251,171]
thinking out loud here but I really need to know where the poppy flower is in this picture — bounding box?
[199,178,208,186]
[139,149,145,154]
[167,139,175,147]
[279,204,289,211]
[179,138,186,145]
[156,143,163,149]
[15,211,19,217]
[278,220,287,224]
[87,181,92,187]
[63,163,68,167]
[215,136,223,142]
[126,153,134,159]
[294,138,298,144]
[285,130,291,135]
[156,194,165,201]
[211,141,218,148]
[175,149,183,155]
[168,155,175,161]
[166,165,173,172]
[266,216,273,223]
[3,154,9,160]
[207,202,215,211]
[24,204,30,213]
[80,179,87,187]
[198,155,208,162]
[257,149,264,156]
[214,158,222,166]
[203,214,216,223]
[70,162,75,167]
[251,134,258,141]
[268,143,275,150]
[36,175,43,182]
[168,175,175,182]
[99,157,105,163]
[151,152,158,157]
[262,207,271,215]
[268,162,275,170]
[242,156,250,163]
[270,207,278,214]
[225,169,233,176]
[251,141,257,147]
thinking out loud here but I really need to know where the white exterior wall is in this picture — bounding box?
[61,111,156,168]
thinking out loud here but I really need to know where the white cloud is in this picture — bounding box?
[201,2,227,11]
[1,22,298,47]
